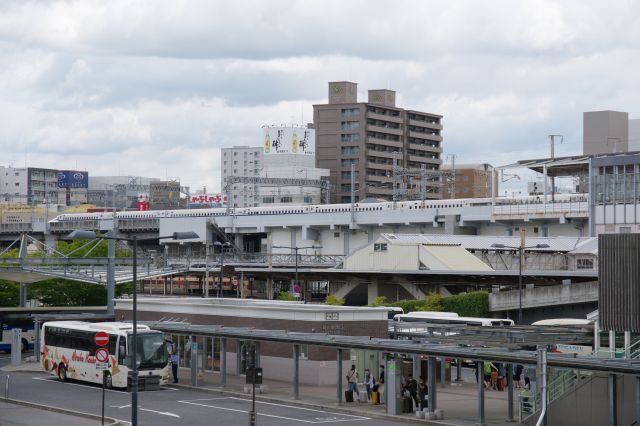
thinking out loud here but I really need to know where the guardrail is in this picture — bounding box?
[493,201,588,216]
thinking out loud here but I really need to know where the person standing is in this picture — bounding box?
[346,364,359,401]
[379,364,385,405]
[364,368,375,401]
[169,350,179,383]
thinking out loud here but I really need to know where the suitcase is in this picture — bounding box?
[371,391,379,405]
[344,390,354,403]
[402,396,413,413]
[359,391,368,403]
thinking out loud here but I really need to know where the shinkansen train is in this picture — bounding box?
[49,193,587,225]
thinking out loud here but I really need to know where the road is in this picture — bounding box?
[1,369,401,426]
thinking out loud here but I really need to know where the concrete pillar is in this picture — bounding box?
[455,360,462,382]
[343,228,350,255]
[507,363,514,422]
[337,349,343,403]
[609,374,617,426]
[412,354,421,383]
[625,331,631,358]
[367,280,380,305]
[19,283,27,307]
[267,276,274,300]
[594,320,601,355]
[440,357,446,388]
[427,357,436,415]
[11,328,22,366]
[220,338,227,388]
[477,361,486,426]
[609,331,616,358]
[34,319,41,361]
[190,340,199,386]
[107,239,115,314]
[293,344,300,400]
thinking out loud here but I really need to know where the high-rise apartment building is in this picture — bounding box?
[1,166,88,205]
[221,146,263,207]
[313,82,443,202]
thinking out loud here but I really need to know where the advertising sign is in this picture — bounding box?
[189,194,228,207]
[264,127,315,156]
[57,170,89,188]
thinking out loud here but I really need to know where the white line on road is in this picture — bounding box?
[140,407,181,418]
[178,398,369,424]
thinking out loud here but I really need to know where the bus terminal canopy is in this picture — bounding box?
[146,322,640,376]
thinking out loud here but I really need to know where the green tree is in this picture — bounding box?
[28,279,107,306]
[277,291,295,301]
[424,293,445,311]
[0,280,19,307]
[369,296,388,307]
[325,294,345,305]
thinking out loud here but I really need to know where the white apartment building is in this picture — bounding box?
[0,166,29,203]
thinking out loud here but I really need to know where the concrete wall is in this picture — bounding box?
[583,110,629,155]
[547,373,636,426]
[489,281,598,312]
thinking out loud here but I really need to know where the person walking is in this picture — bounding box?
[346,364,359,401]
[169,350,179,383]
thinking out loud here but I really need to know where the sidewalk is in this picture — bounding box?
[0,399,121,426]
[174,367,520,425]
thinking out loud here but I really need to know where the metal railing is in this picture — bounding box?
[166,253,344,268]
[493,200,588,216]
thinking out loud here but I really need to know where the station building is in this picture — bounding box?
[115,298,389,385]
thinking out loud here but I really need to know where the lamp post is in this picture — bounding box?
[490,241,549,325]
[67,230,198,426]
[272,244,322,301]
[213,241,232,298]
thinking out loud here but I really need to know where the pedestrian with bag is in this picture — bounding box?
[346,364,359,402]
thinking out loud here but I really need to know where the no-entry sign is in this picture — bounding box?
[95,347,109,363]
[94,331,109,347]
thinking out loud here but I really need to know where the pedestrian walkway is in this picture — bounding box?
[0,400,120,426]
[174,367,521,425]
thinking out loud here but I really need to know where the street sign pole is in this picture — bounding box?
[94,332,110,426]
[102,370,106,426]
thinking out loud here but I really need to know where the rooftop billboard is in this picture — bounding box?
[264,127,315,156]
[57,170,89,189]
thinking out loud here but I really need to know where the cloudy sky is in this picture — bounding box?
[1,0,639,193]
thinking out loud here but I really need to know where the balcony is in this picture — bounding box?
[366,111,403,124]
[408,118,443,130]
[365,174,390,183]
[408,143,442,153]
[408,130,442,141]
[366,149,398,159]
[366,162,394,171]
[366,186,393,196]
[367,124,403,136]
[366,137,403,148]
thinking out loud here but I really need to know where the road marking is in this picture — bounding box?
[140,407,181,418]
[31,376,178,392]
[178,398,369,424]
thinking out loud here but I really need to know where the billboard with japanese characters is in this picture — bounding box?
[189,194,228,207]
[263,127,315,156]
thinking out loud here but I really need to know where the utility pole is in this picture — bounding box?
[446,154,457,198]
[548,135,562,202]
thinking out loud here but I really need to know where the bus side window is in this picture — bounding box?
[108,335,117,355]
[118,337,126,365]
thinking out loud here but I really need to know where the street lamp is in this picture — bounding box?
[272,244,322,301]
[213,241,232,298]
[490,242,549,325]
[67,230,198,426]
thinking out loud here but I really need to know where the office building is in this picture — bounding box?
[88,176,161,209]
[583,110,629,155]
[313,81,443,202]
[0,166,88,206]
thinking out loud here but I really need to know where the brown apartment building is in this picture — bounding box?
[313,82,443,202]
[441,163,497,199]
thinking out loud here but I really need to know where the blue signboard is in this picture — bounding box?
[57,170,89,188]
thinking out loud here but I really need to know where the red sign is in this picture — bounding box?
[94,331,109,347]
[95,347,109,363]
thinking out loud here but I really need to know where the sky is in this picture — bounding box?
[1,0,639,194]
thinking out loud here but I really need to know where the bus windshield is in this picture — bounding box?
[128,332,167,370]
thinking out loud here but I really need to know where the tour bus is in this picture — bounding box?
[393,311,514,326]
[0,318,35,353]
[41,321,170,389]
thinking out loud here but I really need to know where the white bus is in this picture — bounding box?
[393,312,514,327]
[41,321,170,389]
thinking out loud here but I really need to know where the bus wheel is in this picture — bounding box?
[21,338,28,353]
[58,364,67,382]
[104,372,113,389]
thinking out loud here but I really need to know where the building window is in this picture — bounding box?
[374,243,388,252]
[341,159,359,167]
[334,232,340,238]
[341,146,359,155]
[341,134,360,144]
[303,196,312,203]
[341,121,360,131]
[576,258,594,269]
[619,226,632,234]
[341,108,360,118]
[280,196,292,203]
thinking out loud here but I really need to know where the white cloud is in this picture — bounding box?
[0,0,639,196]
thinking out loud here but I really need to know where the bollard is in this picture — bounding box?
[5,375,9,399]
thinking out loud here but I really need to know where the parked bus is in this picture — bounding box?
[41,321,170,389]
[0,317,35,353]
[393,312,514,326]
